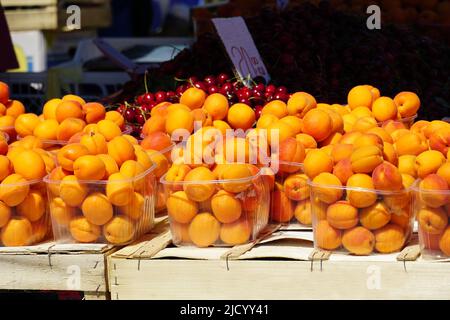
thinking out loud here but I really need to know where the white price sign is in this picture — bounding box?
[212,17,270,83]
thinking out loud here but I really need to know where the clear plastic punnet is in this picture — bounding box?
[413,182,450,260]
[270,161,311,227]
[44,165,156,245]
[160,164,270,247]
[0,179,51,246]
[308,179,413,255]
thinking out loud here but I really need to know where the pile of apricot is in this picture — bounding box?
[0,135,55,246]
[45,128,160,245]
[0,81,26,141]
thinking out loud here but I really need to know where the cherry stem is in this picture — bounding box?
[144,70,149,93]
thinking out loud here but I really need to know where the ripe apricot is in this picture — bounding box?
[171,221,191,244]
[219,163,253,193]
[374,224,405,253]
[104,111,125,130]
[141,131,172,152]
[142,115,166,136]
[103,215,135,244]
[202,93,229,120]
[118,191,144,221]
[351,116,378,133]
[42,98,61,119]
[296,133,317,149]
[220,218,251,245]
[326,201,358,229]
[82,102,105,124]
[419,174,449,208]
[227,103,255,131]
[360,201,391,230]
[350,145,384,174]
[188,212,221,247]
[69,216,101,243]
[211,190,242,223]
[346,174,377,208]
[12,149,46,180]
[97,119,122,141]
[279,116,302,135]
[416,150,446,179]
[418,206,448,235]
[82,192,113,226]
[372,161,403,191]
[437,163,450,187]
[33,119,59,141]
[0,155,11,181]
[333,159,354,185]
[439,226,450,256]
[262,100,288,119]
[15,113,40,137]
[287,92,316,117]
[398,155,417,178]
[342,226,375,255]
[372,97,398,122]
[183,167,216,202]
[353,133,383,150]
[315,220,342,250]
[80,132,107,155]
[1,217,33,246]
[278,137,305,172]
[165,108,194,136]
[55,100,83,123]
[17,190,45,222]
[180,87,206,109]
[146,149,169,178]
[271,190,294,223]
[56,118,86,141]
[283,173,309,201]
[97,154,119,179]
[330,144,353,164]
[302,109,332,142]
[267,120,295,144]
[347,85,374,110]
[394,92,420,118]
[0,82,10,105]
[73,155,106,180]
[351,106,373,119]
[312,173,343,204]
[167,191,198,224]
[62,94,85,105]
[57,143,89,171]
[5,100,25,118]
[294,200,311,225]
[213,120,231,135]
[0,200,11,227]
[304,149,333,179]
[108,136,136,166]
[59,175,88,207]
[395,132,428,156]
[106,172,134,206]
[49,197,76,226]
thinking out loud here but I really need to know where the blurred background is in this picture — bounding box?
[0,0,449,119]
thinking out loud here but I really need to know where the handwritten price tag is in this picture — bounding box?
[212,17,270,83]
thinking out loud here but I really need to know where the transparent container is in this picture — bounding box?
[308,180,413,255]
[44,165,156,245]
[270,161,311,227]
[0,179,51,246]
[160,164,270,247]
[413,183,450,260]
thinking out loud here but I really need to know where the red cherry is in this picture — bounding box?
[221,83,233,93]
[254,83,265,92]
[254,105,264,119]
[116,104,126,114]
[135,95,145,105]
[264,92,273,101]
[277,86,288,94]
[194,81,208,92]
[208,86,220,94]
[135,113,146,125]
[266,84,276,94]
[239,98,250,105]
[217,73,230,84]
[124,108,136,122]
[155,91,167,102]
[203,75,216,86]
[142,93,154,104]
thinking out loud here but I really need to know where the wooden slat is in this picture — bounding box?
[5,6,57,31]
[109,258,450,300]
[2,0,56,7]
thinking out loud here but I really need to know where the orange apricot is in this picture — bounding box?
[183,167,216,202]
[302,109,332,142]
[16,190,45,222]
[419,174,449,208]
[107,136,136,166]
[346,174,377,208]
[372,97,398,122]
[12,149,46,180]
[360,201,391,230]
[57,143,90,171]
[394,91,420,118]
[59,175,88,207]
[418,206,448,235]
[202,93,229,120]
[342,226,375,255]
[347,85,374,110]
[82,102,106,124]
[167,191,198,224]
[103,215,135,244]
[220,218,251,245]
[227,103,255,130]
[311,173,343,204]
[374,224,405,253]
[105,172,134,206]
[180,87,206,109]
[262,100,288,119]
[326,201,359,229]
[69,216,101,243]
[188,212,221,247]
[73,155,106,180]
[211,190,242,223]
[49,197,76,226]
[315,220,342,250]
[55,100,83,123]
[304,149,333,179]
[82,192,113,225]
[104,111,125,130]
[415,150,446,179]
[1,217,33,246]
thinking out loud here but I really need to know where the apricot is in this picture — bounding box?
[57,143,90,171]
[351,116,377,133]
[415,150,446,179]
[49,197,76,226]
[142,115,166,136]
[372,161,403,191]
[79,132,107,155]
[0,155,11,182]
[220,218,252,245]
[55,100,83,123]
[140,131,172,152]
[62,94,85,105]
[118,191,144,221]
[0,134,7,156]
[401,174,416,189]
[80,192,113,226]
[302,109,332,142]
[296,133,317,149]
[106,172,134,206]
[42,98,61,119]
[350,145,384,174]
[304,149,333,179]
[262,100,288,119]
[133,147,153,171]
[311,173,343,204]
[97,119,121,142]
[226,103,255,131]
[0,200,11,227]
[315,220,342,250]
[167,191,198,224]
[12,149,46,181]
[367,127,393,144]
[294,200,312,225]
[428,127,450,156]
[0,174,29,206]
[287,92,316,118]
[165,164,191,187]
[374,224,405,253]
[394,91,420,118]
[342,113,357,132]
[353,133,383,150]
[419,174,449,208]
[82,102,106,124]
[14,113,40,137]
[146,149,169,178]
[97,154,119,179]
[201,93,229,120]
[395,132,428,156]
[351,106,373,119]
[180,87,206,110]
[171,221,191,244]
[73,155,106,181]
[56,118,86,141]
[326,201,358,229]
[331,144,353,164]
[437,163,450,187]
[267,120,295,144]
[342,226,375,255]
[69,216,101,243]
[359,201,391,230]
[31,217,49,243]
[1,217,33,246]
[5,100,25,118]
[210,190,242,223]
[279,116,302,135]
[284,173,309,201]
[418,206,448,235]
[219,163,253,193]
[278,137,305,171]
[59,175,88,207]
[346,174,377,208]
[397,155,417,178]
[107,136,136,167]
[390,208,412,230]
[372,97,398,122]
[182,167,216,202]
[332,159,353,185]
[104,111,125,130]
[17,190,45,222]
[347,85,373,110]
[165,107,195,135]
[212,120,231,136]
[188,212,220,247]
[339,132,362,145]
[32,119,58,141]
[271,190,294,223]
[438,226,450,256]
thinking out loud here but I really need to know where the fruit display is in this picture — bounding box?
[14,95,131,150]
[115,2,449,121]
[44,130,157,245]
[0,81,26,141]
[0,136,55,246]
[161,163,270,247]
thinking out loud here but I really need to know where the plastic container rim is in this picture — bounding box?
[307,179,413,195]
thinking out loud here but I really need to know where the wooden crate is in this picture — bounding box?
[0,242,115,299]
[57,0,111,31]
[2,0,58,31]
[108,223,450,300]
